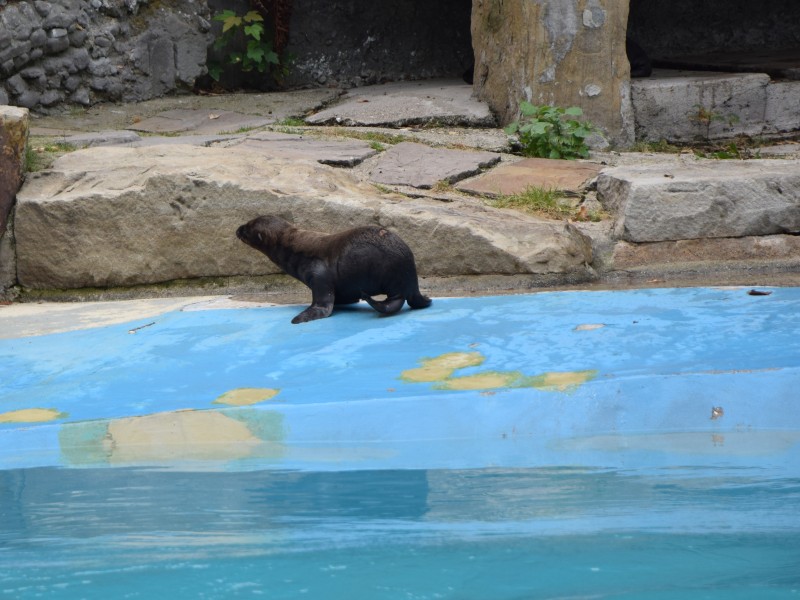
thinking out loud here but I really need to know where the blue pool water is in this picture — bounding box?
[2,288,800,598]
[2,467,799,599]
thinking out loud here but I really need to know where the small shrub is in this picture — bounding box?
[504,102,595,160]
[209,10,284,83]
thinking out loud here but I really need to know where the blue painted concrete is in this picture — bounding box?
[1,287,799,472]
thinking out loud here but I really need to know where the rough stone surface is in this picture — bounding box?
[765,81,800,135]
[630,72,770,142]
[457,158,603,197]
[612,234,800,269]
[281,0,473,89]
[597,160,800,242]
[238,132,378,167]
[0,0,212,113]
[471,0,634,146]
[128,109,274,135]
[63,130,141,148]
[0,105,29,236]
[0,207,15,299]
[368,142,500,188]
[306,80,495,128]
[14,145,593,289]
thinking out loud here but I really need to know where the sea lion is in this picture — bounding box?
[236,216,432,324]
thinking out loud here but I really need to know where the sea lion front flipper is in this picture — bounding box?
[292,266,336,324]
[361,293,406,315]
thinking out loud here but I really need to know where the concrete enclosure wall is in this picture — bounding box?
[628,0,800,58]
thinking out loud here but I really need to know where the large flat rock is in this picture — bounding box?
[237,132,378,167]
[369,142,500,188]
[306,80,496,128]
[597,159,800,242]
[15,145,592,289]
[127,109,274,135]
[458,158,603,197]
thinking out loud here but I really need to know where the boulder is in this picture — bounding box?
[597,159,800,242]
[0,105,29,237]
[15,145,593,289]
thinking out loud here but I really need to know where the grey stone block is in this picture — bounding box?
[631,72,770,143]
[598,159,800,242]
[765,81,800,134]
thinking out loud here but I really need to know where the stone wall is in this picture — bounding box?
[628,0,800,59]
[283,0,473,88]
[0,0,213,113]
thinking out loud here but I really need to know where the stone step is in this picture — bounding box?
[13,144,593,291]
[597,159,800,243]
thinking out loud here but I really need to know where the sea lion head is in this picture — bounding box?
[236,215,292,250]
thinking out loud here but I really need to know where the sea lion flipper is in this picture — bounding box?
[362,293,406,315]
[292,267,335,324]
[408,291,432,309]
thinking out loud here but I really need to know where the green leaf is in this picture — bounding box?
[519,101,538,116]
[220,15,242,33]
[549,149,561,160]
[213,9,237,22]
[265,50,280,65]
[504,122,520,135]
[243,10,264,23]
[564,106,583,116]
[244,23,264,40]
[246,41,265,63]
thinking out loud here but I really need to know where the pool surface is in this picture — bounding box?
[1,288,799,598]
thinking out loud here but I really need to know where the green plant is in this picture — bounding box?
[689,105,740,141]
[209,10,283,83]
[504,103,595,160]
[489,186,575,219]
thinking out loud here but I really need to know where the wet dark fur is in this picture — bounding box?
[236,216,432,324]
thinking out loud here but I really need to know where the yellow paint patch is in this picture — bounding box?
[574,323,605,331]
[0,408,65,423]
[528,370,598,392]
[106,410,263,463]
[401,352,485,382]
[438,371,522,391]
[213,387,280,406]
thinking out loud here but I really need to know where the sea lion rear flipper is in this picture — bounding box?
[408,291,432,310]
[362,293,406,315]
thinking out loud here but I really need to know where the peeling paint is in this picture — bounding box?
[213,387,281,406]
[401,352,485,383]
[575,323,605,331]
[525,370,598,392]
[437,371,523,391]
[59,409,286,465]
[0,408,65,423]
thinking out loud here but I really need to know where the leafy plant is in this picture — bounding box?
[209,10,283,83]
[504,103,595,160]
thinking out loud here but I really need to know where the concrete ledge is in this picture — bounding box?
[631,71,770,142]
[597,159,800,242]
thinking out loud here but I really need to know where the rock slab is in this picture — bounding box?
[598,159,800,242]
[369,142,500,188]
[15,145,593,290]
[306,80,496,128]
[0,106,28,236]
[458,158,602,197]
[128,109,274,135]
